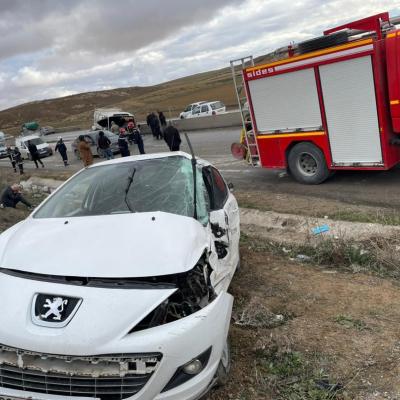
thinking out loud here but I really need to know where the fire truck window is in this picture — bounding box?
[211,167,228,209]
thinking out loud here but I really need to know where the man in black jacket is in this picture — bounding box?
[55,137,69,166]
[164,123,182,151]
[98,131,113,160]
[28,140,44,168]
[0,184,32,209]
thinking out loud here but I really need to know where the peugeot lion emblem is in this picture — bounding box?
[32,294,82,328]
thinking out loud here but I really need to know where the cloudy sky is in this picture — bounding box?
[0,0,399,111]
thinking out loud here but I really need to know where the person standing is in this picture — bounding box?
[0,184,32,209]
[78,135,93,167]
[152,112,162,140]
[133,126,145,154]
[146,112,156,138]
[163,123,182,151]
[55,137,69,166]
[158,111,167,128]
[13,147,24,175]
[118,128,130,157]
[98,131,113,160]
[28,140,44,168]
[7,147,17,172]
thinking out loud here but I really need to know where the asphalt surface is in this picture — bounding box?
[3,127,400,209]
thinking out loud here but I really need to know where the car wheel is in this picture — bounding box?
[214,338,231,387]
[288,142,329,184]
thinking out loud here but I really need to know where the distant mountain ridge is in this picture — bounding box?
[0,54,273,135]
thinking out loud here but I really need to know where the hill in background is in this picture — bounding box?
[0,54,273,136]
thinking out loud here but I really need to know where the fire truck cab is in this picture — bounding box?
[231,12,400,184]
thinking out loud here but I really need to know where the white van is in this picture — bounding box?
[15,135,53,160]
[186,101,226,118]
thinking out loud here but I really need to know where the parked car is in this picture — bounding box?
[71,130,119,159]
[0,145,8,159]
[179,101,206,119]
[15,135,53,159]
[0,152,240,400]
[40,126,56,135]
[187,101,226,118]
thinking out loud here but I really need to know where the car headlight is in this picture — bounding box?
[129,259,216,333]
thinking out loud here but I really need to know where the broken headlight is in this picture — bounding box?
[129,261,216,333]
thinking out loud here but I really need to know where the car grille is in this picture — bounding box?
[0,344,162,400]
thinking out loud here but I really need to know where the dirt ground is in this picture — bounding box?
[2,167,400,399]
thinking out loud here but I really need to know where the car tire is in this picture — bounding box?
[214,338,231,387]
[298,31,348,54]
[288,142,329,184]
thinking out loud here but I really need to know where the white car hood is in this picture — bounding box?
[0,212,208,278]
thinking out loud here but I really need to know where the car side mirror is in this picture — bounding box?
[228,182,234,191]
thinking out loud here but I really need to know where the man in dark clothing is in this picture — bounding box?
[118,129,130,157]
[0,184,32,209]
[12,147,24,175]
[164,123,182,151]
[146,112,156,137]
[98,131,113,160]
[133,126,145,154]
[27,141,44,168]
[158,111,167,128]
[55,137,69,166]
[7,147,16,172]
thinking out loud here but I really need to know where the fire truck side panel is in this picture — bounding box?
[372,38,400,169]
[256,137,284,168]
[256,132,332,169]
[386,30,400,133]
[319,56,383,166]
[247,68,322,132]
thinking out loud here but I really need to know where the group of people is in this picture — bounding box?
[75,124,147,168]
[6,140,45,175]
[146,111,166,140]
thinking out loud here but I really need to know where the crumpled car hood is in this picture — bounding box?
[0,212,208,278]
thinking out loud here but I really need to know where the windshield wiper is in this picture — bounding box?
[124,167,136,212]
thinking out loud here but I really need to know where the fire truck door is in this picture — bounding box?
[319,56,382,166]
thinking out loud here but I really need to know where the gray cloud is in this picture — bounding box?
[0,0,398,110]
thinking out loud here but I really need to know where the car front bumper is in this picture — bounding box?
[0,272,233,400]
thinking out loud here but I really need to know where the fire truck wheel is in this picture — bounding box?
[288,142,329,184]
[298,31,348,54]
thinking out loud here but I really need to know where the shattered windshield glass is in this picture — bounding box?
[33,156,209,224]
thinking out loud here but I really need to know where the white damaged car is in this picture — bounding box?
[0,152,240,400]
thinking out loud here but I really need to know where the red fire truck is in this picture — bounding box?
[231,12,400,184]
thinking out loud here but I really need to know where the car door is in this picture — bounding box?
[200,104,210,116]
[204,166,240,291]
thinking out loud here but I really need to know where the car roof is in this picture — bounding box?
[16,135,41,141]
[90,151,211,169]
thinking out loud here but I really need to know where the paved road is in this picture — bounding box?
[3,127,400,209]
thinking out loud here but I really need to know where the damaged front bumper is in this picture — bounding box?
[0,270,233,400]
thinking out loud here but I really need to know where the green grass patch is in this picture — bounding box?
[254,347,342,399]
[334,315,369,331]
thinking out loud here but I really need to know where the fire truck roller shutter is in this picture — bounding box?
[248,68,322,133]
[319,56,382,166]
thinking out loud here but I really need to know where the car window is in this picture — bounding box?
[211,102,224,110]
[201,105,209,113]
[203,167,228,210]
[34,156,210,225]
[29,138,44,145]
[85,135,95,144]
[184,105,192,112]
[192,106,200,114]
